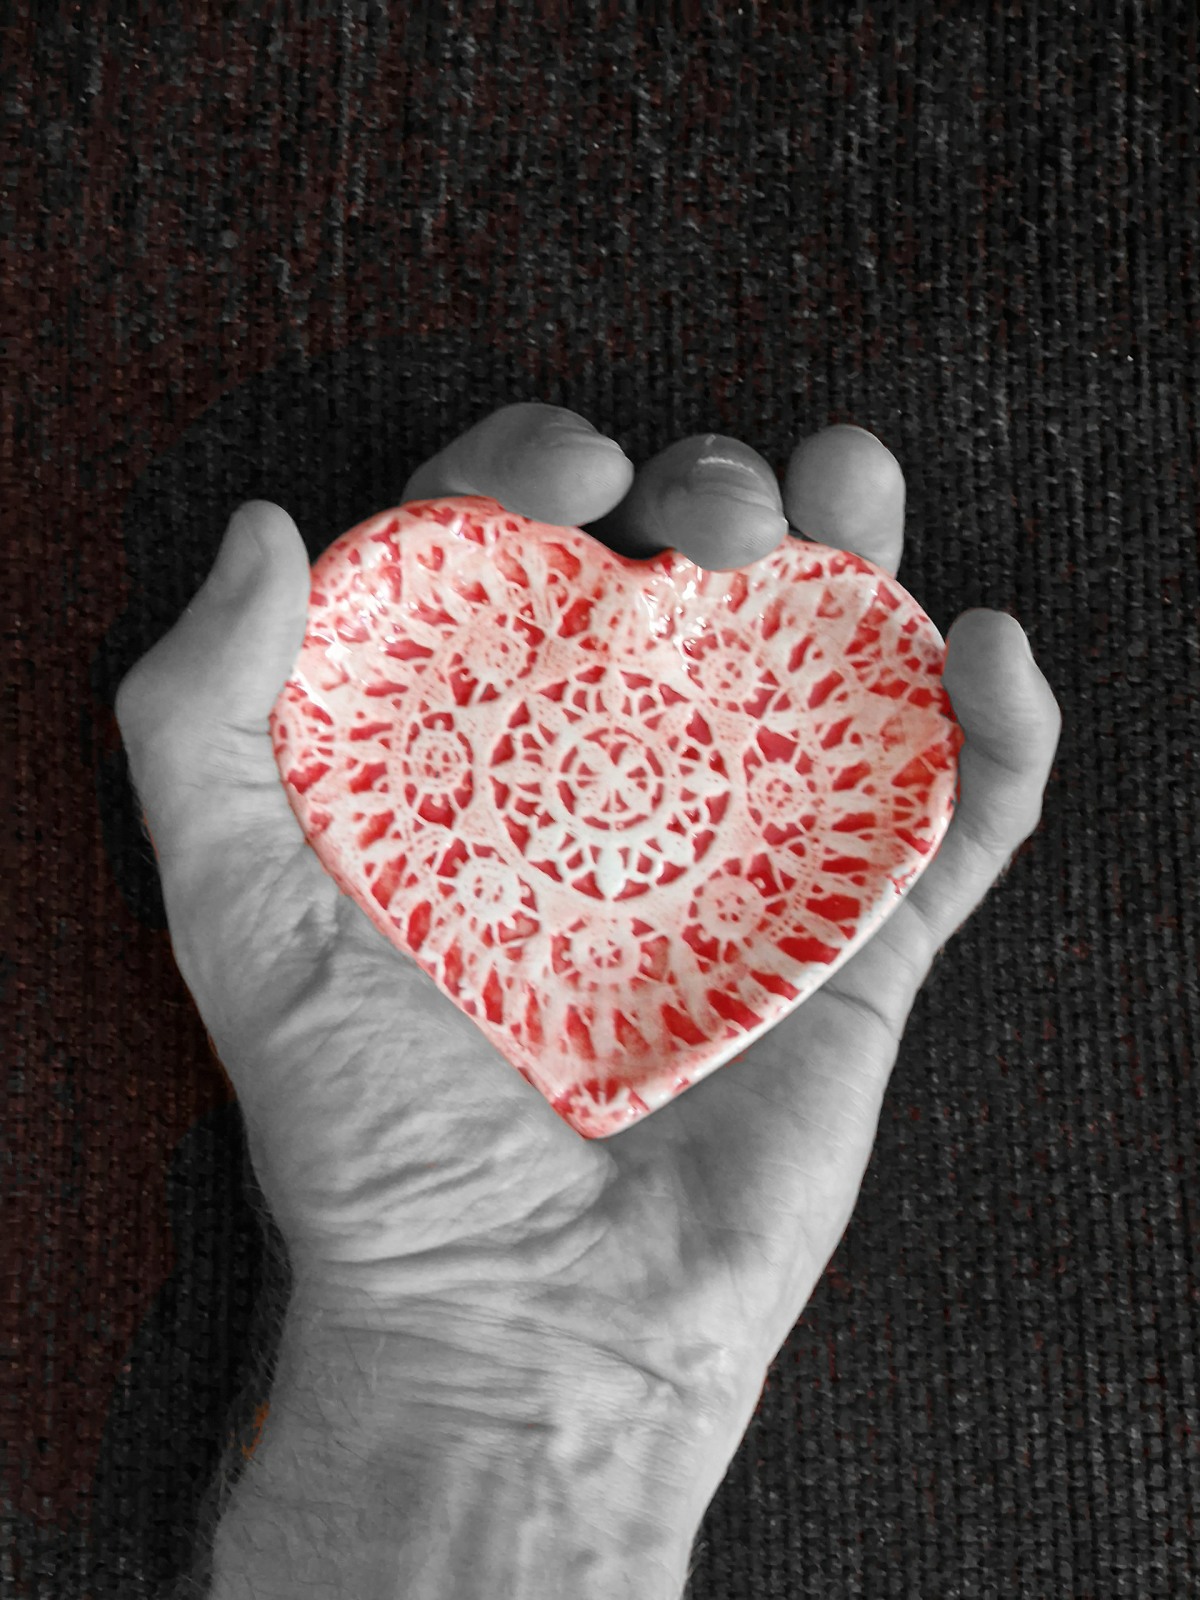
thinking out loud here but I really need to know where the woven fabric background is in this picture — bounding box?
[4,3,1197,1596]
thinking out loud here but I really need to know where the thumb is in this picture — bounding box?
[115,501,314,888]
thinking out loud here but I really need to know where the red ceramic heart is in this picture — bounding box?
[269,495,962,1139]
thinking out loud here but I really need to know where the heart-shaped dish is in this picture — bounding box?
[269,495,962,1138]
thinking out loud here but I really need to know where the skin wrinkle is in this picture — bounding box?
[790,1065,885,1138]
[820,972,908,1039]
[873,888,942,975]
[746,1099,869,1166]
[720,1071,811,1128]
[370,1305,707,1432]
[683,483,783,514]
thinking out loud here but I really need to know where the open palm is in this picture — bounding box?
[115,403,1060,1456]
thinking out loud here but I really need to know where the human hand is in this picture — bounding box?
[116,403,1060,1559]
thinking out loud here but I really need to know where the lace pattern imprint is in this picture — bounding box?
[270,496,962,1138]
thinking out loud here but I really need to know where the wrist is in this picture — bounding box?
[208,1303,744,1600]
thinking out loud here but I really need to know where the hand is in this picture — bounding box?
[115,403,1060,1487]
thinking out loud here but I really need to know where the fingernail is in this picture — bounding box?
[675,470,789,531]
[687,459,781,510]
[547,424,628,457]
[664,483,790,563]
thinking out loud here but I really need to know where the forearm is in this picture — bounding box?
[205,1308,723,1600]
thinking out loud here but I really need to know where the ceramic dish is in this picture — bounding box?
[269,495,962,1138]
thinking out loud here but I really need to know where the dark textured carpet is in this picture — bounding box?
[4,3,1197,1596]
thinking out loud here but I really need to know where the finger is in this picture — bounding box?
[585,433,790,570]
[401,401,634,529]
[822,607,1062,1035]
[114,501,322,903]
[783,424,906,577]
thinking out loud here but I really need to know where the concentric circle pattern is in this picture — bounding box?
[269,495,962,1138]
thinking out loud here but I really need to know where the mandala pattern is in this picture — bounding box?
[270,495,963,1139]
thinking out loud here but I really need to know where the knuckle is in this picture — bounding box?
[967,792,1045,860]
[1003,781,1049,844]
[114,658,175,745]
[113,667,151,731]
[965,739,1053,853]
[897,891,942,969]
[874,908,936,997]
